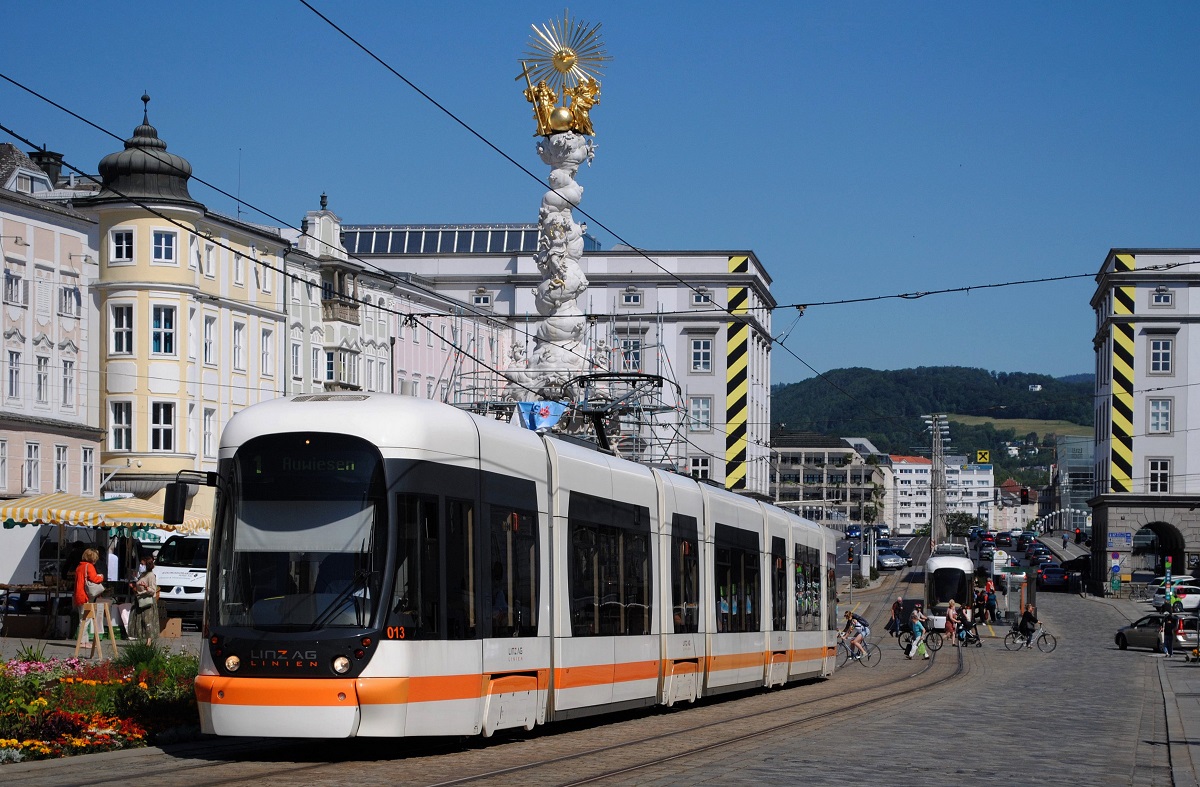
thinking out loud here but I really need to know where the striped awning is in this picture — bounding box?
[0,492,208,534]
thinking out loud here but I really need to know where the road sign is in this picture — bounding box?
[976,450,990,463]
[1108,532,1132,549]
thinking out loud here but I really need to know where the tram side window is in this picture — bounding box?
[771,536,787,631]
[671,513,699,634]
[568,492,653,637]
[794,544,821,632]
[714,523,760,634]
[826,551,837,632]
[488,507,538,637]
[393,494,440,638]
[445,499,476,640]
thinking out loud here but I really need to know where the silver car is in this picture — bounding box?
[875,548,906,571]
[1116,614,1198,651]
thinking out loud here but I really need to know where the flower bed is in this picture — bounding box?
[0,643,200,763]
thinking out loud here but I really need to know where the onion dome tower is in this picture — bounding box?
[84,94,201,209]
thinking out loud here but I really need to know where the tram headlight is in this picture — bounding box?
[332,655,351,674]
[225,655,241,672]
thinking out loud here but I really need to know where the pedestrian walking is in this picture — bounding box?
[986,587,998,624]
[1163,608,1178,657]
[1062,531,1069,549]
[907,606,929,660]
[889,596,904,638]
[946,599,959,644]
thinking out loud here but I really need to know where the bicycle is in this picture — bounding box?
[898,628,944,654]
[837,633,882,667]
[1004,625,1056,652]
[1128,584,1151,601]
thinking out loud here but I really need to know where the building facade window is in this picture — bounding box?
[81,447,94,495]
[111,304,133,354]
[110,229,133,263]
[58,286,81,317]
[261,329,273,376]
[3,270,28,306]
[688,396,712,431]
[23,443,39,492]
[233,253,244,285]
[312,347,321,382]
[689,456,710,480]
[291,342,301,378]
[203,316,216,364]
[151,306,176,355]
[1149,398,1172,434]
[690,338,712,372]
[111,401,132,451]
[6,351,20,400]
[472,293,492,308]
[204,244,215,277]
[152,231,176,264]
[691,290,712,306]
[618,338,642,372]
[0,440,6,491]
[232,323,245,370]
[35,356,49,404]
[325,351,335,382]
[621,290,643,306]
[203,408,216,458]
[1152,289,1174,307]
[151,401,175,451]
[1150,337,1173,375]
[54,445,68,492]
[1148,458,1171,493]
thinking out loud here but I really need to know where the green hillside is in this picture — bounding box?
[771,367,1094,485]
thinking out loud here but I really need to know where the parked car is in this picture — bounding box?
[1116,614,1199,651]
[892,547,914,566]
[1038,566,1069,590]
[875,548,907,570]
[1153,584,1200,612]
[846,525,861,539]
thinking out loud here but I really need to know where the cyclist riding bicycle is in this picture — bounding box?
[1017,603,1039,649]
[841,610,870,659]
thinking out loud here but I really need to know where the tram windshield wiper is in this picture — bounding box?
[309,568,373,630]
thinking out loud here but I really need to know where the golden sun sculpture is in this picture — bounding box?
[519,11,609,136]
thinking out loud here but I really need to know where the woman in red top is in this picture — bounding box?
[73,548,104,608]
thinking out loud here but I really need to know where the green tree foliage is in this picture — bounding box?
[945,512,983,537]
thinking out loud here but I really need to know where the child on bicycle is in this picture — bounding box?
[841,610,869,660]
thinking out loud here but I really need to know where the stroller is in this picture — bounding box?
[957,615,982,647]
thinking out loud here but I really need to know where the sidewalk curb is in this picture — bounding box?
[1161,658,1200,787]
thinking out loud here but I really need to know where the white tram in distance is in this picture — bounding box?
[923,544,975,627]
[167,394,839,739]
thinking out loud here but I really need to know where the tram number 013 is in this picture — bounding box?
[386,626,406,640]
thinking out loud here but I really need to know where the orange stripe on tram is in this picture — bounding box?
[707,651,767,672]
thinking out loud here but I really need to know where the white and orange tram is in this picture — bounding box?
[166,394,839,739]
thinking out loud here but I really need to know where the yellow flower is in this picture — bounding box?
[138,681,148,689]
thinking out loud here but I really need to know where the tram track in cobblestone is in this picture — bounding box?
[425,637,965,786]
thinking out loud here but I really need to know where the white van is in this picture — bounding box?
[151,534,209,622]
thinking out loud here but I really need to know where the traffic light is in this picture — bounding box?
[1019,487,1029,504]
[848,544,855,563]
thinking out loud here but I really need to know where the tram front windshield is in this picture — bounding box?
[929,567,971,609]
[213,433,388,632]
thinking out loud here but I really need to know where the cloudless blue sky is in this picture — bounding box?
[5,2,1198,384]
